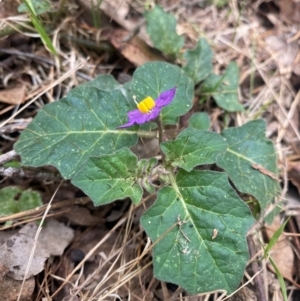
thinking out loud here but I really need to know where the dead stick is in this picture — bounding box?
[0,166,61,180]
[0,197,90,223]
[0,150,19,165]
[247,235,267,301]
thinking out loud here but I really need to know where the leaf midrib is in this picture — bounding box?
[19,128,137,139]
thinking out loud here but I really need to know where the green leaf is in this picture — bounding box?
[131,62,194,125]
[188,112,210,130]
[145,5,184,56]
[201,62,243,112]
[4,161,21,168]
[71,148,144,205]
[18,0,51,15]
[80,74,121,91]
[0,187,43,216]
[141,170,254,294]
[14,76,138,179]
[161,128,227,172]
[183,38,213,84]
[216,120,280,211]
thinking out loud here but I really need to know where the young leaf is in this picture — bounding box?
[71,148,144,206]
[183,38,213,84]
[137,157,158,193]
[0,187,43,216]
[201,62,244,112]
[188,112,210,130]
[161,128,227,172]
[141,170,254,294]
[14,76,138,179]
[216,119,280,211]
[145,5,184,56]
[131,62,194,125]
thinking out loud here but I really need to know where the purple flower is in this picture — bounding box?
[118,87,177,128]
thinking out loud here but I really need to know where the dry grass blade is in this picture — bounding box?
[1,0,300,299]
[0,60,86,128]
[17,181,63,301]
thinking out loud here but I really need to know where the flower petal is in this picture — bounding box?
[146,107,160,121]
[127,109,144,120]
[118,87,177,128]
[128,111,150,124]
[117,121,136,128]
[118,109,151,128]
[155,87,177,108]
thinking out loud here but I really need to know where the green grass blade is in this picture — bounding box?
[269,257,288,301]
[23,0,57,55]
[262,217,289,301]
[264,217,290,258]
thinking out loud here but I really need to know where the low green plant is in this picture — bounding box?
[0,187,43,216]
[12,4,280,296]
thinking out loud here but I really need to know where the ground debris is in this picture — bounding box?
[0,219,74,280]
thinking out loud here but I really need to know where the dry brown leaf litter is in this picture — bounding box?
[1,0,300,300]
[0,219,74,280]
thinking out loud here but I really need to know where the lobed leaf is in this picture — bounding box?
[183,38,213,84]
[161,127,227,172]
[71,148,143,206]
[145,5,184,56]
[216,119,280,210]
[136,157,158,193]
[14,75,138,179]
[141,170,254,294]
[201,62,243,112]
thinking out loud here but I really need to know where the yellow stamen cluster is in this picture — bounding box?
[137,97,155,114]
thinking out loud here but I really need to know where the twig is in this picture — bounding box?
[0,197,90,223]
[0,150,19,165]
[0,60,86,127]
[50,215,128,298]
[0,49,93,80]
[121,19,145,43]
[60,35,115,52]
[177,214,191,242]
[247,235,267,301]
[0,48,56,65]
[0,166,62,180]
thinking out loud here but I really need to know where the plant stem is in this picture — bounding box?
[156,115,166,165]
[136,130,157,138]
